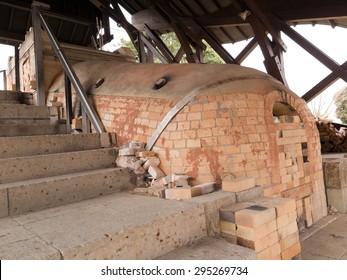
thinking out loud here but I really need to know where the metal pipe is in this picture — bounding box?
[0,70,7,90]
[15,44,20,91]
[64,72,72,132]
[37,10,105,133]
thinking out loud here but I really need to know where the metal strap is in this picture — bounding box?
[145,75,271,150]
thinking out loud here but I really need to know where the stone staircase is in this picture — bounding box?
[0,90,256,260]
[0,90,134,218]
[0,91,64,136]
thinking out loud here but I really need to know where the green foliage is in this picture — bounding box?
[120,32,224,64]
[334,87,347,124]
[202,42,224,64]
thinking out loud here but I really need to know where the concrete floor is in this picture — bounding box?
[300,213,347,260]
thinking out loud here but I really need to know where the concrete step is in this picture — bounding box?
[0,167,135,217]
[0,133,115,159]
[0,148,117,184]
[0,191,238,259]
[0,104,50,119]
[0,123,64,137]
[0,119,51,125]
[156,236,256,260]
[0,90,21,104]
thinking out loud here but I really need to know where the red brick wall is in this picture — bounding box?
[92,88,327,222]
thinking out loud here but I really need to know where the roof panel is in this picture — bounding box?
[0,0,103,46]
[1,0,347,47]
[10,9,29,32]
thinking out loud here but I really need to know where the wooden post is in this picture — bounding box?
[31,3,46,106]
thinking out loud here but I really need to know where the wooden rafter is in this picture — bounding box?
[189,19,237,64]
[241,0,287,52]
[235,37,258,64]
[153,0,207,63]
[144,24,175,63]
[94,0,139,48]
[138,32,170,63]
[155,0,206,50]
[248,14,287,85]
[171,21,198,63]
[174,46,185,62]
[302,60,347,102]
[137,33,147,63]
[271,15,347,85]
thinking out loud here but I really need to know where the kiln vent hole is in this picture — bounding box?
[153,77,168,90]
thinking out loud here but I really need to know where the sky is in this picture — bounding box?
[1,21,346,121]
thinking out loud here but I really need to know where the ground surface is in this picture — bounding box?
[301,213,347,260]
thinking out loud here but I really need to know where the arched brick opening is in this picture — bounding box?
[265,90,327,224]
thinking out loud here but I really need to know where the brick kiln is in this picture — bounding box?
[48,60,327,225]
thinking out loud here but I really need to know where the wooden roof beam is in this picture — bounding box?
[241,0,287,52]
[0,30,24,43]
[144,25,175,63]
[171,22,199,63]
[138,33,170,63]
[235,37,258,64]
[177,3,347,28]
[91,0,139,50]
[154,0,206,50]
[248,14,288,86]
[189,19,237,64]
[271,15,347,85]
[174,46,185,62]
[302,60,347,102]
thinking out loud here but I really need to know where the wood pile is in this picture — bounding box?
[115,141,216,200]
[316,119,347,153]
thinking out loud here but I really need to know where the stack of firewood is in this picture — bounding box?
[316,119,347,152]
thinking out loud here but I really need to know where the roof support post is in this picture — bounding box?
[31,2,47,106]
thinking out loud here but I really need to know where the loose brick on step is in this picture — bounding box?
[148,166,165,179]
[222,177,255,192]
[165,187,191,200]
[191,182,215,196]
